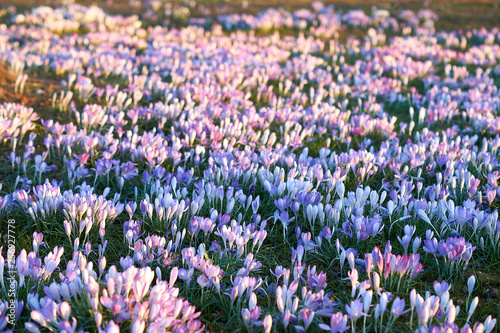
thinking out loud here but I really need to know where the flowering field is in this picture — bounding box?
[0,1,500,332]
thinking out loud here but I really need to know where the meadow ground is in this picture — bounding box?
[0,1,500,333]
[0,0,499,110]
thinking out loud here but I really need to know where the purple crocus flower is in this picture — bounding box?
[318,312,350,333]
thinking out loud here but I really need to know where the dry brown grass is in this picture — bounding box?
[0,61,64,117]
[0,62,16,101]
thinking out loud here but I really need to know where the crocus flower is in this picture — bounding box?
[319,312,350,333]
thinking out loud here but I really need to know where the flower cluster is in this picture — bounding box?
[0,1,499,332]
